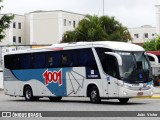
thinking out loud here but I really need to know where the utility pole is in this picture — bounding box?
[103,0,104,16]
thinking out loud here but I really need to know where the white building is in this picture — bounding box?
[25,10,85,45]
[0,14,26,45]
[128,25,156,44]
[0,10,85,46]
[156,5,160,35]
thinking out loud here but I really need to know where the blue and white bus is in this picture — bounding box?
[3,41,154,103]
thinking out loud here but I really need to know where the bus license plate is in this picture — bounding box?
[137,92,143,96]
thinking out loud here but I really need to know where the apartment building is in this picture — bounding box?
[0,14,26,45]
[156,5,160,35]
[128,25,156,44]
[25,10,85,44]
[0,10,85,46]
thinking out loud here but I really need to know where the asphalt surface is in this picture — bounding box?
[0,90,160,120]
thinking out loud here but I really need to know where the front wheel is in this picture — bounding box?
[49,97,62,102]
[118,98,129,104]
[90,86,101,104]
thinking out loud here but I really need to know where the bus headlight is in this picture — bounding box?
[123,91,128,95]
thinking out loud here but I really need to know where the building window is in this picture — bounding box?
[19,37,21,43]
[144,33,148,38]
[18,23,21,29]
[68,21,71,26]
[134,34,139,38]
[73,21,76,28]
[152,33,155,36]
[13,22,16,28]
[64,19,66,26]
[13,36,16,42]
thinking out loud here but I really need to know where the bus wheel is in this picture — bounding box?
[118,98,129,104]
[49,97,62,102]
[90,86,101,104]
[24,86,34,101]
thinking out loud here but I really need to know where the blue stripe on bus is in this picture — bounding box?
[12,68,72,96]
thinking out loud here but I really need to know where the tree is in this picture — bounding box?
[155,36,160,50]
[0,0,14,42]
[142,35,160,51]
[62,15,131,43]
[99,16,131,42]
[142,39,156,51]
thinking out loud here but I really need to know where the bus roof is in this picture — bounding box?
[4,41,145,55]
[147,51,160,56]
[51,41,144,51]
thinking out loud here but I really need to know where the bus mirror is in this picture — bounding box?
[146,53,159,65]
[104,52,122,66]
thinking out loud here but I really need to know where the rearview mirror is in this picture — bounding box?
[146,53,159,66]
[105,52,122,66]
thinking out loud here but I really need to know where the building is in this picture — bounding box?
[128,25,156,44]
[0,10,85,46]
[156,5,160,35]
[25,10,85,45]
[0,14,26,45]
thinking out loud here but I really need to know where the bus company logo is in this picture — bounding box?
[43,69,62,86]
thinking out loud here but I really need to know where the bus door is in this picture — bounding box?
[103,53,120,97]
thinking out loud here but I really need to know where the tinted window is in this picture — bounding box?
[103,54,119,78]
[19,54,31,69]
[32,52,46,68]
[79,49,97,69]
[4,48,98,70]
[46,51,61,68]
[4,55,15,69]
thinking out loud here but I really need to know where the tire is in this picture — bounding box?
[118,98,129,104]
[49,97,62,102]
[90,86,101,104]
[24,86,34,101]
[34,97,40,101]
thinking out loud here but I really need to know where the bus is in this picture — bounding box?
[3,41,154,104]
[146,51,160,86]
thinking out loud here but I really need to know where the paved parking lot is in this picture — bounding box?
[0,90,160,120]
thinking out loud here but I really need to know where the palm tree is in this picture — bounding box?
[61,15,131,43]
[99,16,131,42]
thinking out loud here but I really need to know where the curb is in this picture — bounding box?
[134,96,160,99]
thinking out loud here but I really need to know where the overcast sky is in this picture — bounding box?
[1,0,160,28]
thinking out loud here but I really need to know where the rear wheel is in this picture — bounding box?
[118,98,129,104]
[49,97,62,102]
[90,86,101,104]
[24,86,34,101]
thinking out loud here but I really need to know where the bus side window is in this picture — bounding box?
[78,49,97,69]
[46,51,61,68]
[19,54,32,69]
[4,55,16,69]
[33,52,46,68]
[61,53,68,67]
[60,50,78,67]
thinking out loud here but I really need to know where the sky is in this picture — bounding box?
[1,0,160,28]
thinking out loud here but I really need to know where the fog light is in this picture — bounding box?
[123,91,128,95]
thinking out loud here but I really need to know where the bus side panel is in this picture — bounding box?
[11,68,68,97]
[66,67,85,96]
[3,69,20,96]
[4,81,19,96]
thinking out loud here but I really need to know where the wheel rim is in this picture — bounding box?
[26,90,31,99]
[91,90,97,99]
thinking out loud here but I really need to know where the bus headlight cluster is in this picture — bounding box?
[123,91,128,95]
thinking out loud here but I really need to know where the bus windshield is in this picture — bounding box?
[116,51,152,83]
